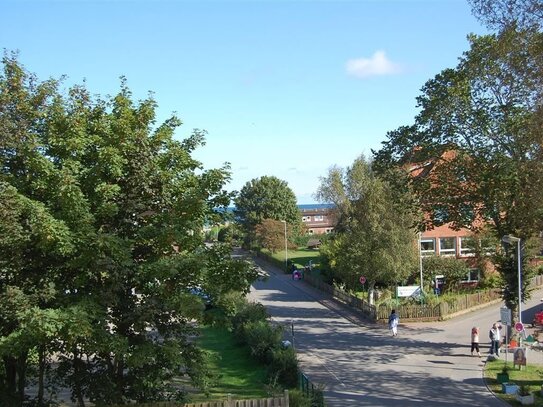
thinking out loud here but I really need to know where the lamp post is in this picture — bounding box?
[502,235,522,324]
[418,232,423,304]
[281,220,288,270]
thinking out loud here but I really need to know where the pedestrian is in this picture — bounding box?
[388,309,399,337]
[471,326,481,357]
[489,323,502,356]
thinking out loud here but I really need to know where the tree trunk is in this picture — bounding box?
[3,356,17,402]
[72,348,86,407]
[16,351,28,404]
[38,346,45,405]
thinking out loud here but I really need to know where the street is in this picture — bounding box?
[249,257,543,406]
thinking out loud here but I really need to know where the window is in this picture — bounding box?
[459,237,476,256]
[432,207,448,224]
[302,216,311,222]
[463,269,480,282]
[420,238,436,256]
[314,215,324,221]
[439,237,456,256]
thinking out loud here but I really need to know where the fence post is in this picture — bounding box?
[227,393,233,407]
[284,389,289,407]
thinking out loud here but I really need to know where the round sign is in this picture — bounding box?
[359,276,366,285]
[515,322,524,332]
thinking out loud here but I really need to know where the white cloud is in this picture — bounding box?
[346,50,402,79]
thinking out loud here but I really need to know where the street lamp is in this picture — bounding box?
[502,234,522,324]
[281,220,288,270]
[418,232,423,303]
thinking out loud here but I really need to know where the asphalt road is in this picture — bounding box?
[248,256,543,407]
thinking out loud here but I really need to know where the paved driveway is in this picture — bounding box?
[249,257,543,406]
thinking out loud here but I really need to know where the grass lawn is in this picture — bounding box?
[271,248,321,269]
[193,326,269,401]
[484,357,543,405]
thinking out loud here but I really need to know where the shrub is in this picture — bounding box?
[518,384,531,396]
[268,347,299,388]
[217,226,233,243]
[243,320,283,363]
[231,302,269,340]
[288,389,312,407]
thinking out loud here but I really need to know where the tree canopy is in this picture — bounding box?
[234,176,301,246]
[469,0,543,30]
[373,22,543,314]
[315,156,419,304]
[0,53,257,405]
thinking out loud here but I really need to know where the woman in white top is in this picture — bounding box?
[471,326,481,356]
[489,323,502,356]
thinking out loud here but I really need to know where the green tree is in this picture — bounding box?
[422,256,470,293]
[373,28,543,315]
[315,156,419,304]
[234,176,301,247]
[469,0,543,30]
[254,218,294,254]
[218,223,243,245]
[0,53,257,405]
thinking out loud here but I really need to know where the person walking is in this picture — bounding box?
[489,323,502,356]
[471,326,481,357]
[389,309,399,337]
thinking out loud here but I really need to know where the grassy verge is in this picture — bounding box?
[484,358,543,406]
[193,326,269,401]
[269,248,321,269]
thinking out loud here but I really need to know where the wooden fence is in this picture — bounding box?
[107,391,289,407]
[304,270,511,322]
[303,273,377,320]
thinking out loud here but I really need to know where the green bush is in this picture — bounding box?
[268,347,299,388]
[292,234,312,247]
[217,226,233,243]
[288,389,312,407]
[232,302,269,340]
[243,320,283,363]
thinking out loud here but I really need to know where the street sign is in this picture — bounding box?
[515,322,524,332]
[359,276,366,285]
[397,285,420,298]
[500,307,512,326]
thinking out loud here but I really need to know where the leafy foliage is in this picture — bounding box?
[373,25,543,314]
[316,155,419,303]
[234,176,302,247]
[469,0,543,31]
[267,347,299,388]
[0,53,257,404]
[422,256,470,292]
[255,219,295,254]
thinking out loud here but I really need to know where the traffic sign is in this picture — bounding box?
[500,307,512,326]
[359,276,366,285]
[515,322,524,332]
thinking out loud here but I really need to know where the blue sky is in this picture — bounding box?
[2,0,486,204]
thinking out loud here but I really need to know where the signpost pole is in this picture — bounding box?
[501,307,512,365]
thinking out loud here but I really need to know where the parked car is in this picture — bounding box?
[189,286,213,310]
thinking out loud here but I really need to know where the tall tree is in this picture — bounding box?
[373,28,543,315]
[315,156,419,305]
[0,53,257,405]
[234,176,301,247]
[469,0,543,30]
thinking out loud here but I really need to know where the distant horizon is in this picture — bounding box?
[226,203,333,210]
